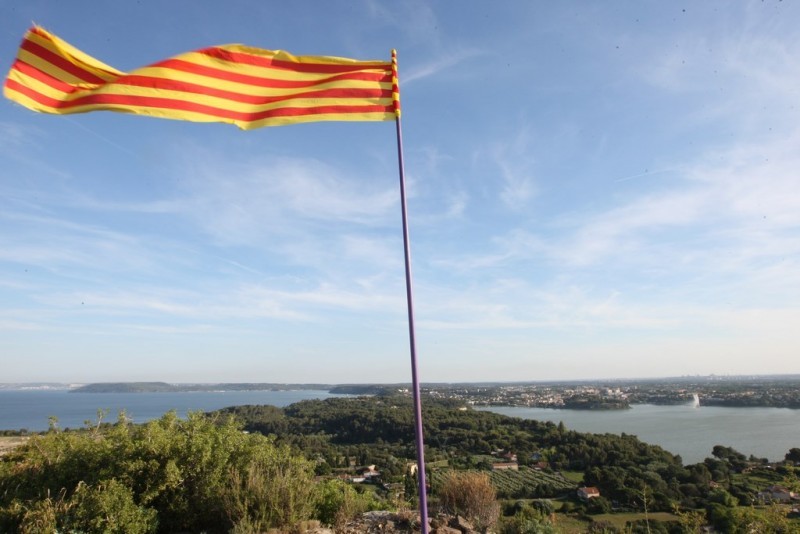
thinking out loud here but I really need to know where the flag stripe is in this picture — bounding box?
[154,50,392,83]
[144,59,392,91]
[19,41,107,86]
[5,87,394,130]
[10,60,75,93]
[15,52,392,101]
[23,31,117,84]
[199,46,391,73]
[26,27,122,80]
[4,26,399,129]
[6,78,392,122]
[7,74,393,114]
[12,60,393,112]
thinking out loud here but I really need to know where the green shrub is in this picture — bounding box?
[0,411,316,533]
[223,447,316,530]
[314,479,384,528]
[66,480,158,534]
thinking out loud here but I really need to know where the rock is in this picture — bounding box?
[364,511,396,521]
[448,516,476,533]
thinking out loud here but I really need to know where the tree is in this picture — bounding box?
[586,496,612,515]
[404,465,418,503]
[530,499,554,517]
[707,503,737,533]
[711,445,748,471]
[708,488,737,508]
[785,448,800,464]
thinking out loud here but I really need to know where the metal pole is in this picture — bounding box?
[395,114,429,532]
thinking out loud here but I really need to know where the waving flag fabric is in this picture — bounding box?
[4,26,399,130]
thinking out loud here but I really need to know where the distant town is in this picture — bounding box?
[420,375,800,409]
[3,374,800,409]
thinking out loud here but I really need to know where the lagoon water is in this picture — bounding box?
[0,389,337,432]
[479,404,800,464]
[2,391,798,465]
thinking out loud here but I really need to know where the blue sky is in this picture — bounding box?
[1,1,798,383]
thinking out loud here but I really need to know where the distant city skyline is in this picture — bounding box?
[2,2,799,383]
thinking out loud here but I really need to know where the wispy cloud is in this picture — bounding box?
[172,150,398,246]
[642,12,800,132]
[0,121,43,150]
[31,277,407,327]
[485,128,538,210]
[363,0,484,85]
[0,210,192,276]
[403,47,486,85]
[425,125,800,331]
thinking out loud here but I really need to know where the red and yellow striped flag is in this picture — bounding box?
[4,26,400,130]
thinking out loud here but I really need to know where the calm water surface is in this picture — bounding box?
[479,404,800,464]
[0,390,338,432]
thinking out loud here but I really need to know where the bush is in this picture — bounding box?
[560,501,576,514]
[66,480,158,534]
[587,521,618,533]
[437,471,500,531]
[223,447,316,531]
[14,491,70,534]
[500,514,558,534]
[314,479,384,529]
[586,496,612,514]
[499,501,557,534]
[0,411,316,533]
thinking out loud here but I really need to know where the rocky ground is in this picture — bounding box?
[305,511,483,534]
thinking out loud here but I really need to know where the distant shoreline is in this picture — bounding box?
[2,373,800,391]
[69,382,336,394]
[2,375,800,409]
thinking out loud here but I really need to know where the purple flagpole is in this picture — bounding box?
[394,114,429,531]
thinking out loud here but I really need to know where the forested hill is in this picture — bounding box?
[215,395,799,518]
[213,395,704,510]
[72,382,179,393]
[71,382,332,393]
[217,395,679,464]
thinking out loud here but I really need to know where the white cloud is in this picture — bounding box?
[423,127,800,333]
[173,151,398,246]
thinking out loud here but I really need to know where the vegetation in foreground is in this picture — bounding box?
[0,412,386,533]
[1,395,799,532]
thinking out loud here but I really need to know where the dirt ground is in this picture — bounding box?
[0,436,29,456]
